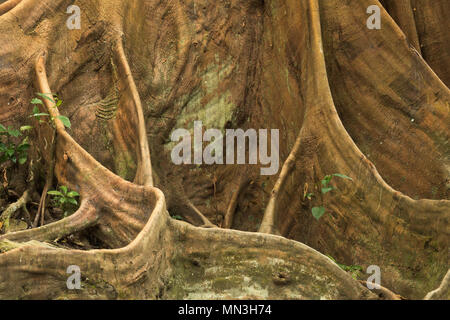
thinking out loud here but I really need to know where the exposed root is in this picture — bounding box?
[424,269,450,300]
[0,0,22,16]
[0,192,378,299]
[0,0,447,300]
[259,134,302,234]
[0,189,31,233]
[25,46,157,248]
[223,175,250,229]
[357,280,404,300]
[1,49,159,248]
[166,218,378,300]
[186,200,217,228]
[0,162,35,233]
[166,180,217,228]
[33,51,60,229]
[0,200,99,243]
[21,203,31,226]
[381,0,422,54]
[33,161,54,228]
[0,239,59,253]
[114,39,154,187]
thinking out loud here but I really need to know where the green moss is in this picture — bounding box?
[211,276,241,291]
[163,58,237,153]
[114,151,136,180]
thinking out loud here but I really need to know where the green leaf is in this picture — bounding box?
[56,99,63,107]
[20,125,33,132]
[57,116,71,129]
[0,124,6,132]
[18,155,28,165]
[32,113,50,118]
[6,148,15,157]
[7,129,21,137]
[47,190,63,196]
[306,192,314,200]
[332,173,353,181]
[171,215,184,221]
[321,187,334,194]
[321,175,332,187]
[0,155,8,164]
[16,143,30,152]
[36,93,55,103]
[30,107,50,123]
[67,191,80,198]
[59,186,68,195]
[18,137,30,147]
[67,198,78,206]
[351,265,363,271]
[31,98,43,105]
[337,263,349,271]
[312,206,326,220]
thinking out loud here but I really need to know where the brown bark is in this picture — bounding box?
[0,0,448,300]
[0,0,22,16]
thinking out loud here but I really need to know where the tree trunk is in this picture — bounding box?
[0,0,448,300]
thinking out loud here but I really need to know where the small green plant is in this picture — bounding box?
[327,255,363,280]
[47,186,80,217]
[305,173,353,220]
[171,215,184,221]
[30,93,71,129]
[0,124,31,165]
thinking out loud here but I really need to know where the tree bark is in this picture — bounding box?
[0,0,448,300]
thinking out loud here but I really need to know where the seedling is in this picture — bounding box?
[48,186,80,217]
[30,93,71,129]
[305,173,353,220]
[0,124,31,165]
